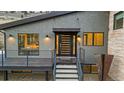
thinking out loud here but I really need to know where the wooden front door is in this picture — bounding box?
[55,32,77,56]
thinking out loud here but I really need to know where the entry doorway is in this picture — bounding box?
[55,32,77,56]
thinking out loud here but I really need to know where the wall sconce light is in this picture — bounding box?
[46,35,49,38]
[8,34,15,40]
[77,35,80,38]
[44,35,51,45]
[7,34,15,44]
[9,34,14,38]
[45,35,51,39]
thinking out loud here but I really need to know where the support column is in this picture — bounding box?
[4,70,8,81]
[45,71,49,81]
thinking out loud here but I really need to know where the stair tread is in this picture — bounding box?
[56,74,78,78]
[56,65,77,68]
[56,79,79,81]
[56,69,78,73]
[54,63,79,81]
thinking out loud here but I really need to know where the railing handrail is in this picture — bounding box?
[52,49,56,81]
[76,58,83,81]
[0,49,55,67]
[4,49,54,57]
[4,49,54,51]
[76,47,85,81]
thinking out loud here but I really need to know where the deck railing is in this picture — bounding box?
[0,50,54,67]
[52,49,56,81]
[76,47,85,81]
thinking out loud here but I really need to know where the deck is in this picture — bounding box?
[0,57,97,70]
[0,58,53,71]
[0,49,98,81]
[0,58,53,81]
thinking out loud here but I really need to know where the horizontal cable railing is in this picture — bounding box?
[0,50,55,67]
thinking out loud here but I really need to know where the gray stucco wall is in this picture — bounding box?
[4,11,109,63]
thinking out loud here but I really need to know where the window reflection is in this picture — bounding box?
[18,33,39,55]
[83,32,104,46]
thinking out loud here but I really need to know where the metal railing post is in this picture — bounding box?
[27,55,28,66]
[2,50,4,66]
[51,50,54,64]
[76,47,84,81]
[27,51,29,66]
[53,49,56,81]
[79,47,81,60]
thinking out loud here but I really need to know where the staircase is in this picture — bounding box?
[52,48,84,81]
[55,63,79,81]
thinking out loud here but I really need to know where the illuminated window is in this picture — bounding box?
[18,33,39,55]
[114,11,124,30]
[83,32,104,46]
[83,33,93,46]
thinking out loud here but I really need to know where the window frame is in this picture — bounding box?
[83,32,104,46]
[18,33,39,56]
[113,11,124,30]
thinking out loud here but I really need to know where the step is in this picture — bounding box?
[56,69,78,73]
[56,56,76,58]
[56,65,77,69]
[56,79,79,81]
[56,74,78,78]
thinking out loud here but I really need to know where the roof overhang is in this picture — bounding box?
[0,11,78,30]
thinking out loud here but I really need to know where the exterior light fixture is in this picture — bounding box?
[46,35,49,38]
[9,34,14,38]
[45,35,51,39]
[8,34,15,40]
[77,35,80,38]
[44,35,51,45]
[46,35,50,38]
[7,34,16,44]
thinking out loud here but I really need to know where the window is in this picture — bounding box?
[114,11,124,30]
[83,33,93,46]
[83,32,104,46]
[94,33,104,46]
[18,33,39,55]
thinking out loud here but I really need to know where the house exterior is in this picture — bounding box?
[108,11,124,80]
[0,11,109,64]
